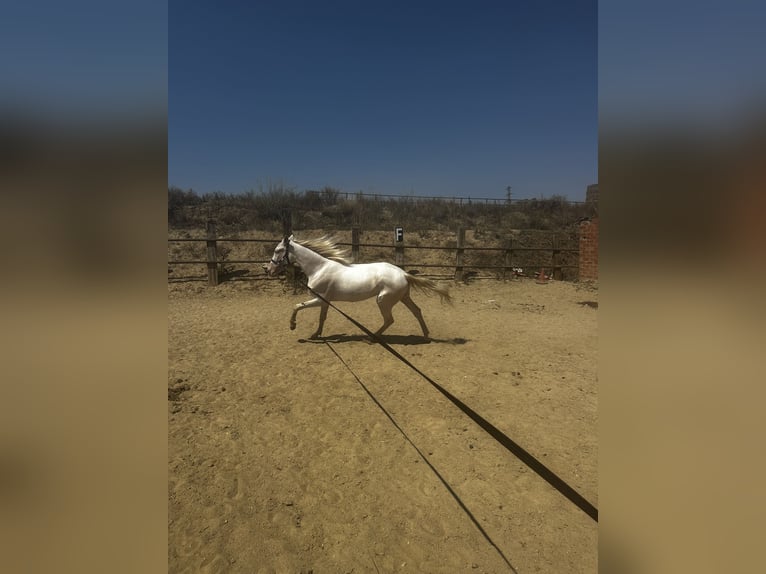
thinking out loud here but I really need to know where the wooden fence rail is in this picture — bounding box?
[169,224,578,286]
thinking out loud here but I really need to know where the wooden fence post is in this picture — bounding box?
[455,227,465,281]
[394,228,404,267]
[206,219,219,286]
[352,226,360,262]
[282,208,292,237]
[503,237,513,281]
[280,209,300,292]
[552,235,561,280]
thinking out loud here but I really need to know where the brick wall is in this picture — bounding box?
[586,184,599,205]
[578,217,599,280]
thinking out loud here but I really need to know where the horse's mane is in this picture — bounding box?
[295,235,352,265]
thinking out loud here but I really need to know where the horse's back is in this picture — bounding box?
[313,261,408,302]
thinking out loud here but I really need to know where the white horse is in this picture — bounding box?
[264,235,451,339]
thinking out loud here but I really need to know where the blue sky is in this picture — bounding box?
[2,1,166,120]
[599,0,766,131]
[170,1,597,200]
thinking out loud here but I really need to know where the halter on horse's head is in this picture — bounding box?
[263,234,294,276]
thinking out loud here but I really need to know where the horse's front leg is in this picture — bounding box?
[290,297,323,331]
[309,302,331,339]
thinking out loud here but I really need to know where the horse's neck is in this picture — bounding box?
[290,242,330,275]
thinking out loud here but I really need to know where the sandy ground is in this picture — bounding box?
[168,276,598,573]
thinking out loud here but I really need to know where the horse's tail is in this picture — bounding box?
[405,274,453,305]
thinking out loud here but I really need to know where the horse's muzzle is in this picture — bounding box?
[263,262,282,277]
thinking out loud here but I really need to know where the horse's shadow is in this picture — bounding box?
[298,334,469,346]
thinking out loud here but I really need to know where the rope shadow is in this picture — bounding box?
[298,334,469,346]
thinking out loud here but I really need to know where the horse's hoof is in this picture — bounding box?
[289,323,296,331]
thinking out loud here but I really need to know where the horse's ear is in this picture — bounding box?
[288,234,294,242]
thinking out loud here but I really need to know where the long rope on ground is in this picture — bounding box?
[306,285,598,523]
[325,341,518,573]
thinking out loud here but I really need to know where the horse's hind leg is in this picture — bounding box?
[401,293,430,338]
[374,292,397,336]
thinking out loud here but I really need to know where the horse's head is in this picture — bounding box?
[263,235,294,276]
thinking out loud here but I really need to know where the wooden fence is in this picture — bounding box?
[168,221,579,286]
